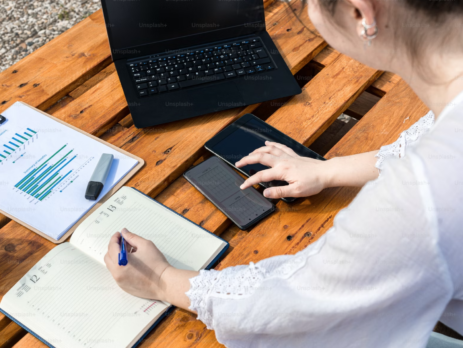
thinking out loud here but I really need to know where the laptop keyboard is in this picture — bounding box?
[127,38,276,97]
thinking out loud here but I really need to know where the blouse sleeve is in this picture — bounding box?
[186,149,453,348]
[375,110,434,171]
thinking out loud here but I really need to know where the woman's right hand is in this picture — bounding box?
[104,228,199,311]
[236,141,329,199]
[236,141,380,199]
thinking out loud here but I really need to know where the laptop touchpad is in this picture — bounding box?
[191,82,243,110]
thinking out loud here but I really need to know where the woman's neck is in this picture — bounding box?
[395,51,463,119]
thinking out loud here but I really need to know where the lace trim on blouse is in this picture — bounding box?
[186,237,327,329]
[375,111,434,172]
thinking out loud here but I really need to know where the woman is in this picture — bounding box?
[104,0,463,346]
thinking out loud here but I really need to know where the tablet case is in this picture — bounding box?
[0,102,145,244]
[0,187,230,348]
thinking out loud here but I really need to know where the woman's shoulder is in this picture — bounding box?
[413,96,463,295]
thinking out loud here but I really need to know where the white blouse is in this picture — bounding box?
[186,91,463,348]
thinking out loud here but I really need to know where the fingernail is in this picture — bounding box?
[263,189,269,197]
[121,228,129,235]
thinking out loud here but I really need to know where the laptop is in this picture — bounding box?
[100,0,302,128]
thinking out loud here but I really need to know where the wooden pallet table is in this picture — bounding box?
[0,1,427,347]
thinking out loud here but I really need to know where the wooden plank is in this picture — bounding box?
[68,64,117,100]
[12,335,44,348]
[312,46,399,96]
[265,0,327,74]
[0,10,110,114]
[13,334,43,348]
[266,54,381,146]
[371,72,401,96]
[0,322,26,348]
[50,72,128,137]
[311,45,340,67]
[263,0,275,8]
[0,216,9,230]
[326,79,429,158]
[0,314,11,332]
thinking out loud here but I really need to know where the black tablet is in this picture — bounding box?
[184,156,275,230]
[205,113,325,202]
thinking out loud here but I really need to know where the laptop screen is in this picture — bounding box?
[102,0,265,57]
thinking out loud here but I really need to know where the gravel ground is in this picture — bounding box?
[0,0,101,72]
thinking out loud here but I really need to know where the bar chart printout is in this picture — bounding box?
[0,102,138,240]
[14,143,91,202]
[0,127,38,162]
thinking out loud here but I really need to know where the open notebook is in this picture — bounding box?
[0,187,228,348]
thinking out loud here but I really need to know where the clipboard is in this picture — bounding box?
[0,102,145,244]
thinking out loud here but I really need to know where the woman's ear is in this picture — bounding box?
[343,0,377,38]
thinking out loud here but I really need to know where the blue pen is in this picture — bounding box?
[118,236,128,266]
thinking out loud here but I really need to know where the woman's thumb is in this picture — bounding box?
[263,185,293,199]
[121,228,144,247]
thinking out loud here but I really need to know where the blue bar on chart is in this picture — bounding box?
[24,162,59,193]
[39,170,72,201]
[31,172,60,197]
[25,155,69,194]
[12,137,23,145]
[35,174,62,199]
[23,154,70,193]
[19,165,49,191]
[24,132,32,137]
[16,133,28,141]
[4,144,15,152]
[27,128,37,134]
[13,142,77,202]
[45,155,76,184]
[9,141,19,148]
[15,144,67,189]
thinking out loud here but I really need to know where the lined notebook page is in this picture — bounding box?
[0,243,166,348]
[71,187,226,270]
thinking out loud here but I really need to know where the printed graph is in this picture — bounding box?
[14,143,94,202]
[0,127,38,163]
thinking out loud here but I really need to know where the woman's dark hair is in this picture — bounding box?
[318,0,463,80]
[320,0,463,20]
